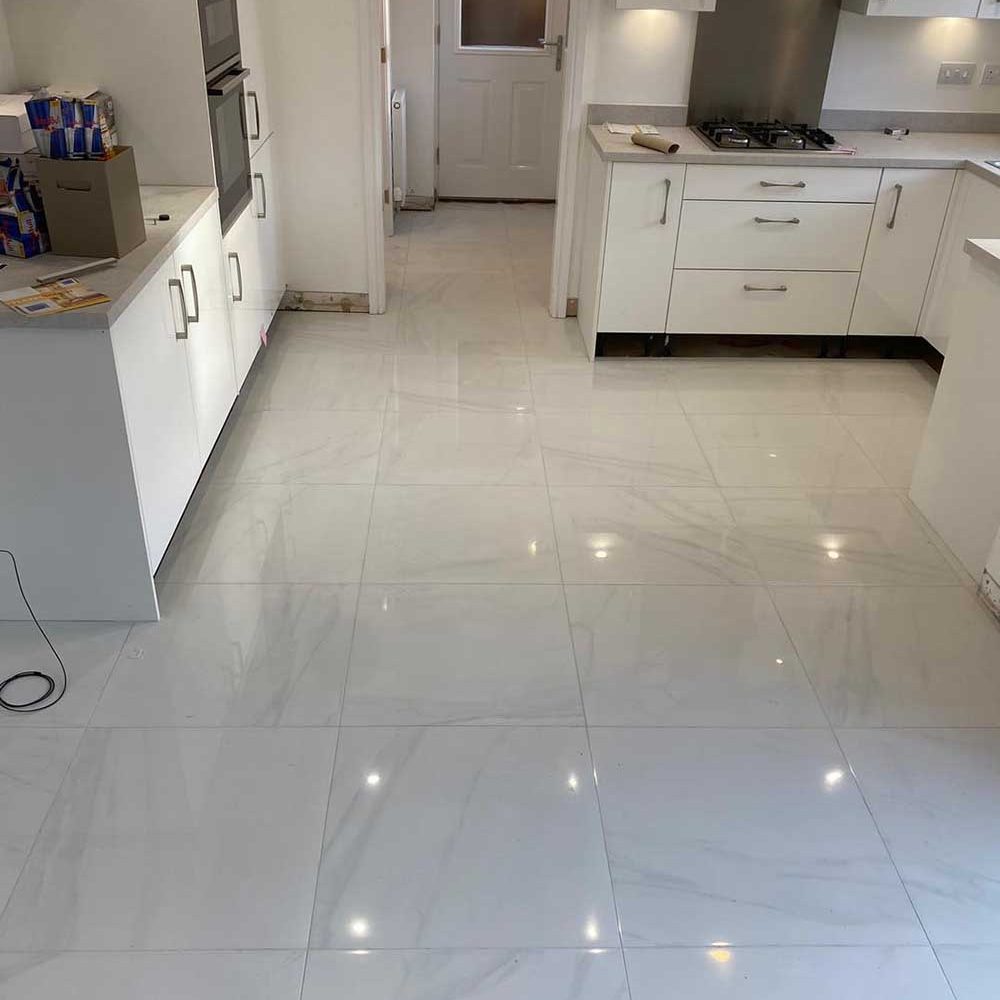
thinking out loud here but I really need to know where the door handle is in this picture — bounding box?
[168,278,190,339]
[180,264,200,324]
[660,178,671,226]
[744,284,789,293]
[247,90,262,141]
[228,252,244,303]
[754,216,801,225]
[760,180,806,189]
[254,172,267,219]
[538,33,564,71]
[887,183,903,230]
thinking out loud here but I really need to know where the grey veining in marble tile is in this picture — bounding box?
[310,726,617,948]
[92,584,358,727]
[590,727,924,946]
[773,586,1000,727]
[567,585,824,726]
[670,361,838,415]
[0,951,306,1000]
[303,949,628,1000]
[530,362,682,414]
[550,487,761,585]
[626,946,953,1000]
[0,727,337,950]
[840,413,929,488]
[343,585,582,726]
[937,946,1000,1000]
[840,729,1000,946]
[386,354,534,412]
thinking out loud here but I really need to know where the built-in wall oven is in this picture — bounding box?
[199,0,252,234]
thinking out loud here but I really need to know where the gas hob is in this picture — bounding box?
[695,121,838,152]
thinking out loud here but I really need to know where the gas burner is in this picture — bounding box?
[695,120,838,153]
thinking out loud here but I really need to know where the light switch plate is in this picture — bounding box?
[938,62,976,86]
[983,64,1000,86]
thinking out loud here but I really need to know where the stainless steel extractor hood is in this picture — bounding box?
[687,0,842,125]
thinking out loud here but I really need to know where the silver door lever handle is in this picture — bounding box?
[538,34,564,71]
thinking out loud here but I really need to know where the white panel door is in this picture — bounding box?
[438,0,568,199]
[850,169,956,337]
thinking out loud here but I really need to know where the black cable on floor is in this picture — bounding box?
[0,550,67,713]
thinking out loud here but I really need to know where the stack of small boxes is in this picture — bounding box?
[24,89,117,161]
[0,156,48,258]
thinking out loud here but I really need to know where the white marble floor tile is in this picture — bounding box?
[0,623,129,727]
[364,486,560,583]
[670,362,837,415]
[310,726,617,948]
[342,585,581,726]
[0,951,305,1000]
[589,727,924,946]
[817,361,937,416]
[689,414,885,488]
[379,407,546,485]
[0,729,82,913]
[840,729,1000,945]
[160,484,373,584]
[840,413,929,488]
[92,584,358,727]
[0,727,337,950]
[550,487,761,585]
[406,243,515,273]
[726,489,958,586]
[212,410,383,485]
[626,946,953,1000]
[937,946,1000,1000]
[302,949,628,1000]
[538,413,715,487]
[407,203,510,246]
[566,585,824,726]
[773,586,1000,727]
[272,310,404,354]
[386,354,533,412]
[530,362,682,414]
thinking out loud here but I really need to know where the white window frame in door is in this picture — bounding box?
[452,0,552,56]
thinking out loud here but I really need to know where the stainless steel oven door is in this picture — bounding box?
[199,0,242,76]
[208,66,253,234]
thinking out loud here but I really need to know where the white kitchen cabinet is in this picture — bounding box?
[598,162,687,335]
[683,165,881,203]
[174,205,238,459]
[111,257,202,568]
[252,133,286,322]
[980,0,1000,18]
[842,0,980,15]
[224,201,267,388]
[238,0,273,155]
[851,169,956,337]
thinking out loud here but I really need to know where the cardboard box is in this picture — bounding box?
[37,146,145,258]
[0,93,37,153]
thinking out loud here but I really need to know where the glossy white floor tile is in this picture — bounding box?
[840,413,929,488]
[840,729,1000,945]
[386,353,533,412]
[302,949,628,1000]
[590,727,924,946]
[0,951,306,1000]
[310,727,618,948]
[567,586,824,726]
[92,584,358,727]
[343,585,582,726]
[773,586,1000,726]
[937,946,1000,1000]
[530,362,682,414]
[0,727,337,950]
[626,946,953,999]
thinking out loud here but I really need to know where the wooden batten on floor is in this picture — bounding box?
[280,290,371,313]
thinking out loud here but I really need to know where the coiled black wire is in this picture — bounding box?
[0,550,67,713]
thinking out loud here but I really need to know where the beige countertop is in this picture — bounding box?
[0,185,218,330]
[965,237,1000,278]
[588,125,1000,178]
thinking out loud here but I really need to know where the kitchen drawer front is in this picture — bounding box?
[684,164,882,203]
[666,270,860,335]
[676,201,874,271]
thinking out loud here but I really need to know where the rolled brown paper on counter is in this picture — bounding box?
[630,133,681,155]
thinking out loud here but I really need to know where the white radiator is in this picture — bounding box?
[390,87,407,208]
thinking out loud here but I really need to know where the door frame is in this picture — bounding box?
[360,0,592,321]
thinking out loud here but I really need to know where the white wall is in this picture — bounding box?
[989,528,1000,582]
[259,0,368,294]
[827,12,1000,112]
[0,0,15,93]
[390,0,437,200]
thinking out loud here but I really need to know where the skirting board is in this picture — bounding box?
[401,195,435,211]
[280,290,370,313]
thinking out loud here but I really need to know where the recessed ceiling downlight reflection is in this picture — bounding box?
[349,917,371,939]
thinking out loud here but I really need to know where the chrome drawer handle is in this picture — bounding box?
[168,278,189,339]
[660,178,671,226]
[760,180,806,188]
[247,91,262,141]
[754,216,800,225]
[180,264,200,324]
[228,252,244,303]
[887,183,903,230]
[254,172,267,219]
[744,284,789,293]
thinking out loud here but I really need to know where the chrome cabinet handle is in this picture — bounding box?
[754,216,800,224]
[254,172,267,219]
[228,252,244,303]
[660,178,672,226]
[247,91,262,141]
[887,182,903,230]
[179,264,200,324]
[744,284,789,292]
[760,180,806,188]
[169,278,189,339]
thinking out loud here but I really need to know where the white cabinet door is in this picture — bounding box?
[979,0,1000,17]
[851,169,956,337]
[111,257,202,568]
[223,201,266,388]
[174,205,238,459]
[251,133,285,322]
[238,0,272,154]
[597,162,686,334]
[843,0,980,14]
